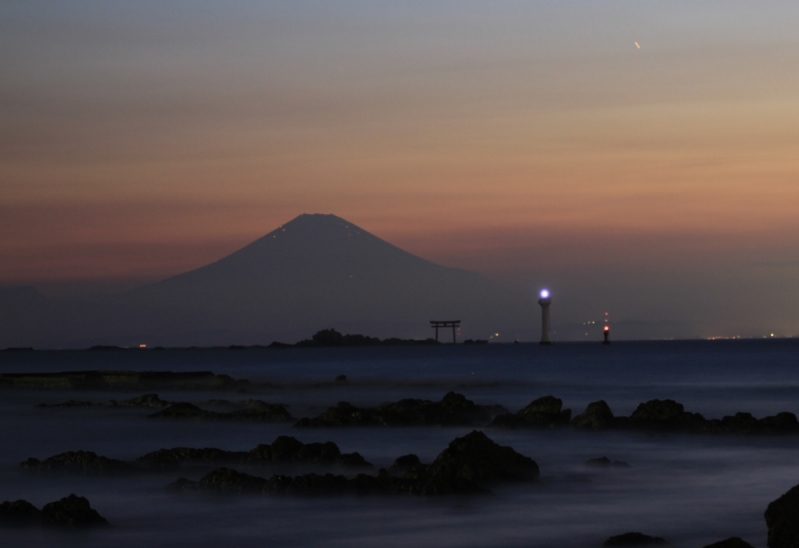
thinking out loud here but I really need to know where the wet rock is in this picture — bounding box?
[572,400,615,430]
[335,452,371,469]
[761,412,799,434]
[168,467,486,497]
[110,393,171,407]
[137,447,247,471]
[295,441,342,463]
[199,467,268,493]
[295,392,492,427]
[0,370,248,391]
[630,399,685,422]
[629,399,704,429]
[765,483,799,548]
[702,538,754,548]
[224,404,294,422]
[389,454,425,475]
[40,494,108,527]
[427,430,539,483]
[585,457,631,468]
[165,432,535,497]
[699,411,799,435]
[269,436,305,461]
[149,401,294,422]
[139,437,371,470]
[19,450,133,476]
[603,532,668,546]
[0,499,41,526]
[713,412,762,435]
[490,395,571,428]
[149,402,214,419]
[35,400,93,408]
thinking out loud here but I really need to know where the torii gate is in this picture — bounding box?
[430,320,461,344]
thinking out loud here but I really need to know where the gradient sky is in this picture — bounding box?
[2,1,798,337]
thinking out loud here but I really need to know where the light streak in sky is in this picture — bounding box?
[635,42,641,48]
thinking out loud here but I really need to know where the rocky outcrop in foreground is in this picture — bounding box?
[295,392,504,427]
[765,483,799,548]
[20,436,371,476]
[167,431,538,497]
[0,495,107,528]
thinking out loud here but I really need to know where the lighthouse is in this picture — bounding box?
[538,289,553,345]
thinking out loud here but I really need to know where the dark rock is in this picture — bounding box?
[149,402,213,419]
[572,400,615,430]
[248,443,273,461]
[223,404,294,422]
[702,537,755,548]
[0,370,248,391]
[137,447,246,470]
[765,483,799,548]
[270,436,305,461]
[586,457,631,468]
[629,399,704,430]
[490,395,571,428]
[199,468,268,493]
[19,450,133,476]
[40,494,107,527]
[139,437,370,470]
[35,400,93,408]
[168,466,486,497]
[630,399,685,422]
[149,401,293,422]
[112,393,171,407]
[721,412,762,435]
[335,452,371,469]
[165,432,536,497]
[603,532,668,546]
[334,374,348,383]
[296,392,492,427]
[389,454,425,475]
[761,412,799,434]
[427,430,539,483]
[0,499,41,526]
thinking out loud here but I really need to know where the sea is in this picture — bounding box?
[1,339,798,547]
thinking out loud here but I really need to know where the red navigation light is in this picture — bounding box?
[603,326,609,332]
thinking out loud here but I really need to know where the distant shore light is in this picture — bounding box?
[540,289,550,299]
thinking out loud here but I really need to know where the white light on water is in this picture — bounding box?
[540,289,550,299]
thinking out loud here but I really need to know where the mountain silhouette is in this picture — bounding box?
[1,214,535,347]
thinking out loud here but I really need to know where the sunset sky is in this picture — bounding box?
[2,1,798,337]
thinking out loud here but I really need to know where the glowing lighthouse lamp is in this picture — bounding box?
[538,289,553,345]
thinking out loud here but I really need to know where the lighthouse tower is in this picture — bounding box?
[538,289,553,345]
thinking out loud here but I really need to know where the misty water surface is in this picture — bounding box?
[2,339,798,547]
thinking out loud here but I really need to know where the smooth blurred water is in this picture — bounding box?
[2,339,799,547]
